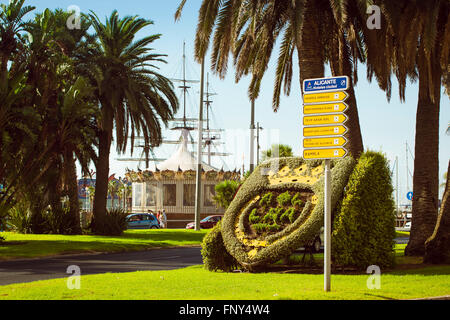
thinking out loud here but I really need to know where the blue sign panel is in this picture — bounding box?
[303,76,349,93]
[407,191,413,201]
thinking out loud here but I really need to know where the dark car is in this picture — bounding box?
[186,215,222,229]
[126,213,160,229]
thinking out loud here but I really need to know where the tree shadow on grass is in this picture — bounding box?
[121,229,207,243]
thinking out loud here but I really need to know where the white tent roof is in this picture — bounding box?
[157,129,218,172]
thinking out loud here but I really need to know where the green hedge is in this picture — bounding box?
[332,151,396,270]
[221,156,356,270]
[201,221,240,272]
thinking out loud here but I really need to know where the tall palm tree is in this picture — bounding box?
[18,9,99,234]
[176,0,369,158]
[108,179,120,209]
[57,77,98,233]
[365,0,449,256]
[0,0,35,84]
[85,11,178,234]
[261,144,294,160]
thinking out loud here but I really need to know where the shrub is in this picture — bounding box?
[201,221,240,272]
[285,208,296,223]
[280,210,290,223]
[46,206,80,235]
[253,223,268,233]
[213,180,241,210]
[249,208,260,224]
[291,193,303,207]
[263,208,277,223]
[277,191,291,207]
[8,203,33,234]
[259,192,273,207]
[267,223,281,233]
[90,208,128,236]
[332,151,396,270]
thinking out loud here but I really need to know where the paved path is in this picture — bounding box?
[0,237,410,286]
[0,246,202,286]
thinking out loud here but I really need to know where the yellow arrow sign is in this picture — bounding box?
[303,125,348,137]
[303,91,348,104]
[303,147,347,160]
[303,102,349,115]
[303,136,347,148]
[303,114,348,126]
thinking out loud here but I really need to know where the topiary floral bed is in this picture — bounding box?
[220,157,356,271]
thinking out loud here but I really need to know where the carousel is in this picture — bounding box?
[125,130,240,228]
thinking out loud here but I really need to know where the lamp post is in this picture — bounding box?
[194,56,205,231]
[256,122,263,166]
[249,99,256,173]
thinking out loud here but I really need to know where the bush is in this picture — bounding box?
[201,221,240,272]
[46,206,80,235]
[259,192,273,207]
[213,180,241,210]
[90,208,128,236]
[276,191,291,207]
[291,193,303,207]
[249,208,260,224]
[8,203,33,234]
[332,151,396,270]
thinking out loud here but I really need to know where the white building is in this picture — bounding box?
[126,130,240,228]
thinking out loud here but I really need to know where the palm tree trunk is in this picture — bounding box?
[92,108,113,234]
[329,32,364,159]
[296,0,325,90]
[424,159,450,263]
[64,151,82,234]
[405,50,441,256]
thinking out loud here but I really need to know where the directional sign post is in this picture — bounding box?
[303,102,349,115]
[303,136,347,149]
[303,114,348,126]
[303,91,349,104]
[304,76,349,93]
[303,124,348,137]
[301,76,350,292]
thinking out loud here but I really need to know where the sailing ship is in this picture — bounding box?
[119,43,239,228]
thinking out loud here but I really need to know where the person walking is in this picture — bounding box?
[156,211,161,226]
[160,209,167,229]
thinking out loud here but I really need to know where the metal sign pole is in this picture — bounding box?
[302,76,350,292]
[194,57,205,231]
[324,159,331,292]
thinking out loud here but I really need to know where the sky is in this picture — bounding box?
[8,0,450,204]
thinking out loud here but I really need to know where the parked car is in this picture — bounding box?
[311,227,324,253]
[126,213,160,229]
[186,215,222,229]
[295,227,324,253]
[404,221,411,231]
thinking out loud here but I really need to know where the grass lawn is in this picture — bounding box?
[1,230,448,300]
[0,229,208,260]
[0,263,449,300]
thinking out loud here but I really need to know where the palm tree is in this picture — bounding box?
[365,0,449,256]
[0,0,35,84]
[424,159,450,263]
[17,9,99,234]
[57,77,98,233]
[213,180,240,210]
[107,179,120,209]
[176,0,369,158]
[261,144,294,161]
[85,11,179,234]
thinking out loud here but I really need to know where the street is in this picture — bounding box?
[0,246,202,286]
